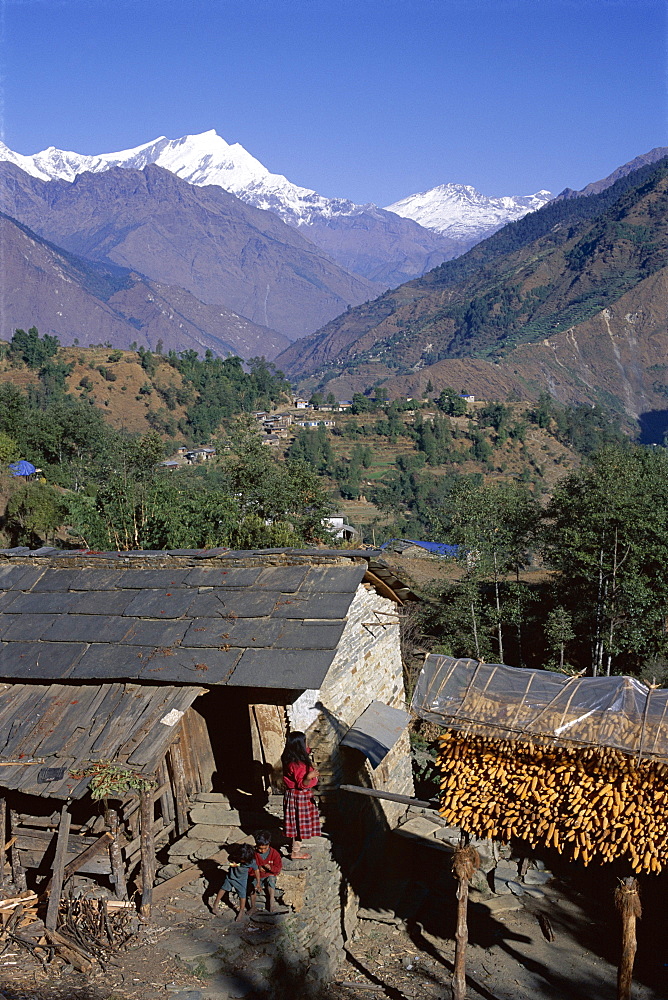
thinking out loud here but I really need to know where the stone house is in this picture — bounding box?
[0,548,414,913]
[325,515,360,543]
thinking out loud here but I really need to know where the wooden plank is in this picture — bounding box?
[187,707,216,794]
[158,760,174,824]
[14,826,96,845]
[124,821,175,867]
[0,890,37,910]
[43,832,114,895]
[168,741,189,837]
[250,703,287,794]
[139,790,155,920]
[16,813,60,827]
[9,810,27,891]
[45,803,71,931]
[108,811,128,901]
[0,798,5,890]
[339,784,437,808]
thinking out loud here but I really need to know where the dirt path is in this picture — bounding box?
[1,859,665,1000]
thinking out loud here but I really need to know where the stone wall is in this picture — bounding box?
[278,835,347,982]
[290,583,414,827]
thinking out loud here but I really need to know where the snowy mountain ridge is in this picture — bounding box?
[0,130,551,236]
[385,182,552,238]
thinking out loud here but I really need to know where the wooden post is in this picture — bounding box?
[139,790,155,921]
[615,877,642,1000]
[108,809,128,900]
[451,844,479,1000]
[9,810,27,892]
[45,803,71,931]
[158,759,175,824]
[0,798,6,890]
[168,740,189,837]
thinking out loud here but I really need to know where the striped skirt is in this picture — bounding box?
[283,788,321,840]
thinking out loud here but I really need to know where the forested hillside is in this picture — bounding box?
[0,329,333,552]
[1,327,667,682]
[277,158,668,426]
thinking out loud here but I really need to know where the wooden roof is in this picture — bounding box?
[0,680,202,799]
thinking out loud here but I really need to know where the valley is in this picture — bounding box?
[277,155,668,432]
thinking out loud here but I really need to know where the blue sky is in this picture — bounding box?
[2,0,666,204]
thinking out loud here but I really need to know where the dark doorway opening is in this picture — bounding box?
[193,688,255,795]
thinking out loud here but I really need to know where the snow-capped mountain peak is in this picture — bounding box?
[385,183,552,238]
[0,130,366,226]
[0,131,553,267]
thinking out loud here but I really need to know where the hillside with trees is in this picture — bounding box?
[276,158,668,429]
[1,328,666,684]
[0,330,331,552]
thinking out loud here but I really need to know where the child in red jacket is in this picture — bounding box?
[248,829,283,914]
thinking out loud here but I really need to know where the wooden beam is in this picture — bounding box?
[123,819,175,865]
[158,760,174,824]
[0,798,5,890]
[43,831,113,895]
[45,803,71,931]
[168,740,189,837]
[9,810,27,892]
[363,570,404,605]
[108,811,128,901]
[122,781,170,822]
[339,784,437,808]
[139,790,155,921]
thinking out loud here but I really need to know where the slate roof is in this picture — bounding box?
[0,680,202,799]
[0,550,388,691]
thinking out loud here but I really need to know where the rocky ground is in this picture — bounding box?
[1,839,665,1000]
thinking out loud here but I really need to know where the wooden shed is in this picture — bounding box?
[0,548,415,911]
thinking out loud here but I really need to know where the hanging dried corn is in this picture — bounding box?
[437,732,668,874]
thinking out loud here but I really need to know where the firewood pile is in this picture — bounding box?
[438,732,668,873]
[0,888,137,971]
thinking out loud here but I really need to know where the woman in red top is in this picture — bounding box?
[281,731,321,859]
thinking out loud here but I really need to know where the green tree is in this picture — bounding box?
[9,327,59,369]
[545,607,575,671]
[436,387,467,417]
[0,432,19,464]
[432,480,540,661]
[5,482,68,546]
[543,446,668,675]
[221,418,332,541]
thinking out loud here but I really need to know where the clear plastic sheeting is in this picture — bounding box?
[412,655,668,761]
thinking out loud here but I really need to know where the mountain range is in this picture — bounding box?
[276,154,668,430]
[0,210,288,358]
[0,159,384,354]
[0,131,552,287]
[0,130,665,420]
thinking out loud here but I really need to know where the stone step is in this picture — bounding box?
[190,805,242,825]
[195,792,231,805]
[395,815,453,851]
[190,804,278,827]
[186,823,242,842]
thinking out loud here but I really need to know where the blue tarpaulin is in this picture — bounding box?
[381,538,460,558]
[9,461,36,477]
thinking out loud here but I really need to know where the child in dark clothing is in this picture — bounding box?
[247,829,283,914]
[212,843,256,921]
